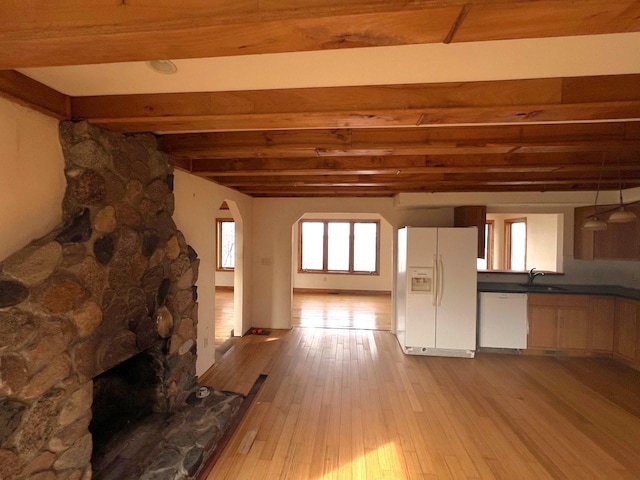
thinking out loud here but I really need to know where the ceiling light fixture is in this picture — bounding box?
[582,155,608,231]
[583,215,608,231]
[607,158,637,224]
[146,60,178,75]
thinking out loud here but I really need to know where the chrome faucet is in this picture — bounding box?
[527,268,545,285]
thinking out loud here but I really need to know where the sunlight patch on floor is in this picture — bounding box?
[314,442,404,480]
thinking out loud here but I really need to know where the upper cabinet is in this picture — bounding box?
[454,206,486,259]
[575,205,640,261]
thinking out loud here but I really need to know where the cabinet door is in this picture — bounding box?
[528,305,558,349]
[454,206,486,258]
[614,299,638,361]
[589,296,615,352]
[558,307,589,350]
[594,216,640,260]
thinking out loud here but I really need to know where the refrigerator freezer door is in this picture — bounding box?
[405,228,437,349]
[434,228,478,351]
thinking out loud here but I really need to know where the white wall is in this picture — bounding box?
[0,97,66,262]
[526,214,562,271]
[292,212,393,292]
[173,171,253,376]
[487,213,562,271]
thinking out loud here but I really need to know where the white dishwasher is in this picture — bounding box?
[479,292,528,349]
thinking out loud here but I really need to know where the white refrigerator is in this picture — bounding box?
[396,227,477,358]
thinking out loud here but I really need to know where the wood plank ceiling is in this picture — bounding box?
[1,0,640,197]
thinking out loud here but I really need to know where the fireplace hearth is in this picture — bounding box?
[91,388,242,480]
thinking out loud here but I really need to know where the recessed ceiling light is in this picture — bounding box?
[146,60,178,75]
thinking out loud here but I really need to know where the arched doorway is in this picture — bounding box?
[214,200,244,350]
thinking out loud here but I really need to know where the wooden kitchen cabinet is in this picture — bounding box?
[588,296,615,352]
[528,294,590,351]
[574,205,640,261]
[614,298,640,363]
[525,293,639,368]
[528,304,558,349]
[558,309,589,350]
[454,205,486,259]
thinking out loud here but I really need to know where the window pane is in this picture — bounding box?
[353,223,377,272]
[327,222,350,271]
[220,221,235,269]
[510,222,526,271]
[301,222,324,270]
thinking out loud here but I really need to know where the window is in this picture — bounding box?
[217,219,235,271]
[477,220,494,270]
[299,220,379,274]
[505,218,526,271]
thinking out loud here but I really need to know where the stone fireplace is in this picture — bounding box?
[0,122,200,479]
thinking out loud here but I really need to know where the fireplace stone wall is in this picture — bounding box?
[0,122,199,480]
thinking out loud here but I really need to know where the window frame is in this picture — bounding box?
[216,218,235,272]
[504,217,527,270]
[298,219,380,275]
[478,220,495,270]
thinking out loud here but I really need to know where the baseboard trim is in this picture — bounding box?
[215,286,234,292]
[293,288,391,296]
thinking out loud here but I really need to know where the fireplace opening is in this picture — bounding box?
[89,348,166,464]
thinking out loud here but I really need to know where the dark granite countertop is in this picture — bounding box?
[478,282,640,301]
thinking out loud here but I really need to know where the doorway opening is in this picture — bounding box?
[214,200,241,352]
[290,212,393,330]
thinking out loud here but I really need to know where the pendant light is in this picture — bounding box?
[582,155,608,231]
[607,158,637,223]
[583,215,608,231]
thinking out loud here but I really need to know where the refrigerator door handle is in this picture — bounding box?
[438,254,444,307]
[432,254,438,306]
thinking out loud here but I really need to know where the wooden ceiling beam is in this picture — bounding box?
[231,182,640,196]
[73,78,563,118]
[210,174,639,188]
[186,153,640,177]
[82,102,640,132]
[0,70,70,119]
[72,75,640,132]
[162,122,640,159]
[2,1,638,69]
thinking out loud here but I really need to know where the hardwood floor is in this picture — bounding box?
[215,289,235,347]
[202,327,640,480]
[292,292,392,330]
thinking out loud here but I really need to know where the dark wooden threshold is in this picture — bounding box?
[215,286,234,292]
[293,288,391,296]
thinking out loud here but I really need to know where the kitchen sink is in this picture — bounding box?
[518,284,568,292]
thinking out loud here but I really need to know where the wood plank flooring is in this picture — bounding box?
[292,292,392,330]
[202,327,640,480]
[200,329,290,396]
[215,292,391,350]
[215,289,235,347]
